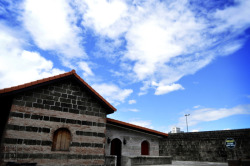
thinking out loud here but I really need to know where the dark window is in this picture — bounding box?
[110,138,122,166]
[52,128,71,151]
[141,140,149,155]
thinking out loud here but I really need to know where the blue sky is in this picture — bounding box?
[0,0,250,133]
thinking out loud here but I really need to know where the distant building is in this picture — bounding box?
[171,127,184,133]
[172,127,180,133]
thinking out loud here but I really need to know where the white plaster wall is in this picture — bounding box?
[105,124,160,157]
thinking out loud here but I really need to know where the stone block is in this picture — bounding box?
[54,87,66,93]
[33,103,44,109]
[68,95,77,100]
[69,108,79,114]
[10,112,23,118]
[61,102,72,108]
[50,106,62,111]
[43,100,54,105]
[50,117,60,122]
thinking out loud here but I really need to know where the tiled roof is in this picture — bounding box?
[0,70,116,113]
[107,118,168,137]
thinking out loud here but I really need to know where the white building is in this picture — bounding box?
[172,127,181,133]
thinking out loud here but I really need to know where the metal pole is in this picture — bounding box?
[185,114,190,132]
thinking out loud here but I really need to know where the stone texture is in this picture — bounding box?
[105,155,117,166]
[159,129,250,162]
[105,124,160,157]
[12,80,106,118]
[1,79,108,166]
[131,156,172,165]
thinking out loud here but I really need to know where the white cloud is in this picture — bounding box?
[192,130,199,132]
[22,0,86,60]
[177,104,250,129]
[213,0,250,33]
[120,108,139,112]
[223,128,231,130]
[127,108,139,112]
[138,81,151,96]
[128,119,153,129]
[78,0,129,38]
[123,0,208,85]
[78,61,94,77]
[128,100,136,104]
[0,24,64,89]
[154,83,184,95]
[76,0,250,96]
[92,83,133,106]
[2,0,250,98]
[193,105,201,109]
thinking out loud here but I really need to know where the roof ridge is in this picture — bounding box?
[0,70,74,93]
[0,70,116,112]
[107,118,168,137]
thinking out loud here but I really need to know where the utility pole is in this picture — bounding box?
[185,114,190,132]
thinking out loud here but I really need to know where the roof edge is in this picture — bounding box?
[0,70,75,94]
[0,70,116,112]
[72,71,117,112]
[107,118,168,137]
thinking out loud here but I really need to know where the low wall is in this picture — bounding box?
[105,155,117,166]
[160,129,250,162]
[131,156,172,165]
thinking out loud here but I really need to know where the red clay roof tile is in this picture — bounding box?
[0,70,116,112]
[107,118,168,137]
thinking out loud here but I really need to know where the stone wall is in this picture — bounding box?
[105,155,117,166]
[1,80,108,166]
[130,156,172,165]
[159,129,250,162]
[105,124,160,158]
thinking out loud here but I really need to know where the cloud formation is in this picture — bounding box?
[78,61,94,77]
[22,0,86,61]
[127,108,139,112]
[0,23,64,88]
[92,83,133,106]
[154,83,184,95]
[74,0,250,95]
[128,119,153,129]
[177,104,250,129]
[1,0,250,99]
[128,100,136,104]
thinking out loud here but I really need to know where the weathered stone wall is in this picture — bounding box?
[105,155,117,166]
[105,124,160,158]
[159,129,250,162]
[130,156,172,165]
[1,80,107,166]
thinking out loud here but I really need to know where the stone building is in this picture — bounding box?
[0,70,171,166]
[105,118,169,166]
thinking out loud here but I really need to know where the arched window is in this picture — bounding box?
[141,140,149,155]
[52,128,71,151]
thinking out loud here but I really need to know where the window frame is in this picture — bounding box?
[52,128,71,151]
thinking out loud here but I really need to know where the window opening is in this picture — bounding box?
[141,140,149,155]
